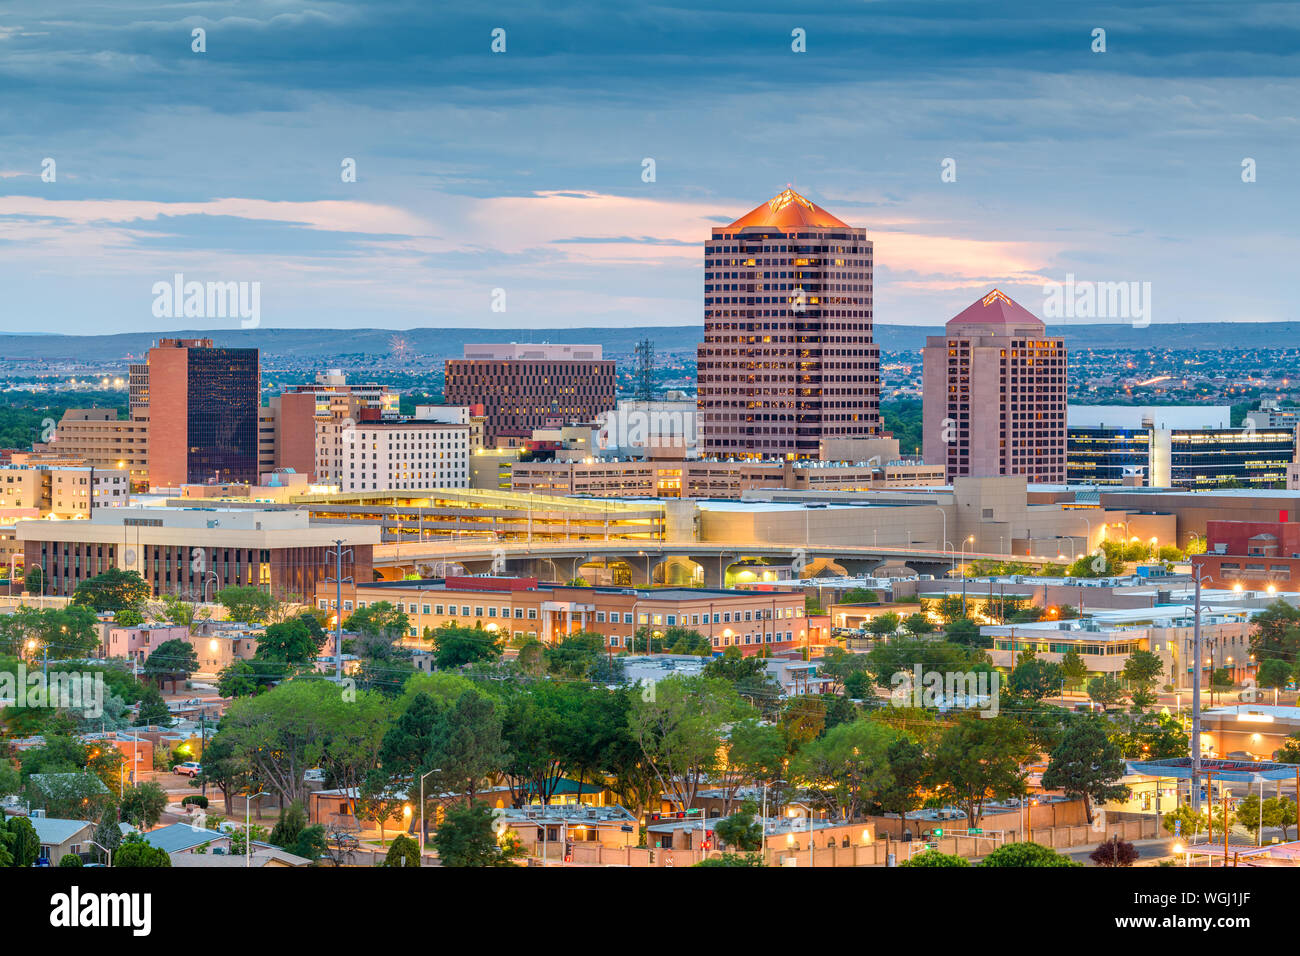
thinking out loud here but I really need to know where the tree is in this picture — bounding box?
[543,631,608,680]
[23,567,46,596]
[1059,649,1089,692]
[1209,668,1235,705]
[58,853,83,867]
[694,852,766,867]
[980,841,1081,867]
[899,849,969,867]
[1257,658,1293,696]
[143,639,199,692]
[1008,657,1065,702]
[929,715,1034,829]
[113,608,145,628]
[1249,599,1300,663]
[134,685,172,726]
[866,612,900,638]
[713,799,763,851]
[866,638,985,690]
[161,595,209,628]
[269,801,308,851]
[7,816,40,867]
[214,586,274,624]
[214,679,393,809]
[703,647,782,717]
[293,824,328,863]
[942,618,990,648]
[840,587,878,605]
[256,618,323,668]
[1235,794,1296,841]
[875,735,927,827]
[1276,733,1300,764]
[114,832,172,867]
[72,568,151,612]
[382,833,421,868]
[93,807,123,862]
[432,802,526,867]
[342,600,411,660]
[628,675,750,811]
[1162,803,1232,842]
[1087,675,1126,711]
[1040,717,1130,824]
[1122,650,1164,704]
[216,659,269,698]
[119,781,169,830]
[429,624,500,670]
[901,613,934,637]
[792,719,897,820]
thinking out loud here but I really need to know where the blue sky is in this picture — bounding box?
[0,0,1296,334]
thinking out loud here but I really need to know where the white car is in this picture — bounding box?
[174,761,203,777]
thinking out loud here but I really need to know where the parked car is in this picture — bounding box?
[174,761,203,777]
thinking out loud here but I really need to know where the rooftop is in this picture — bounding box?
[945,289,1045,332]
[723,188,852,232]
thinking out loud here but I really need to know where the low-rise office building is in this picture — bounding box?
[1068,405,1295,488]
[15,506,378,601]
[317,576,809,655]
[981,604,1260,689]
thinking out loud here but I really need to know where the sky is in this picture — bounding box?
[0,0,1297,335]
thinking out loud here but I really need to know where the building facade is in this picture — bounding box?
[318,576,809,655]
[0,464,129,518]
[444,343,616,447]
[147,338,260,487]
[1067,406,1294,488]
[922,289,1067,482]
[698,188,879,459]
[15,507,378,601]
[1190,519,1300,589]
[45,409,149,490]
[510,455,943,498]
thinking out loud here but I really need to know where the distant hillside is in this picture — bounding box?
[1,321,1295,363]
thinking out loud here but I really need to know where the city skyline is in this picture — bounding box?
[0,0,1295,334]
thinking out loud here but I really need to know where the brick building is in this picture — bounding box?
[922,289,1067,482]
[697,188,880,459]
[147,338,260,487]
[1191,519,1300,589]
[317,576,809,655]
[444,344,615,447]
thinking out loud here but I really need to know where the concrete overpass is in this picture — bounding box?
[372,539,1064,588]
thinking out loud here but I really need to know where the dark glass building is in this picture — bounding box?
[148,338,260,486]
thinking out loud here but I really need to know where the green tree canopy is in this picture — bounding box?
[72,568,151,612]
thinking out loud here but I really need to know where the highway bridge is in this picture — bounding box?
[371,539,1064,587]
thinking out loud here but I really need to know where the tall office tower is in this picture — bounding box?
[147,338,260,487]
[444,343,616,447]
[697,188,879,460]
[922,290,1067,482]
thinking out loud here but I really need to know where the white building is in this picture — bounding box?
[330,420,470,492]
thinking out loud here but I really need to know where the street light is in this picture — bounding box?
[960,536,975,616]
[85,838,113,868]
[245,790,269,867]
[419,767,443,860]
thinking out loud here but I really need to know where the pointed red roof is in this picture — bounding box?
[945,289,1044,331]
[725,188,851,231]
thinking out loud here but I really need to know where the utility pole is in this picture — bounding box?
[1191,567,1205,815]
[634,339,655,403]
[326,539,353,682]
